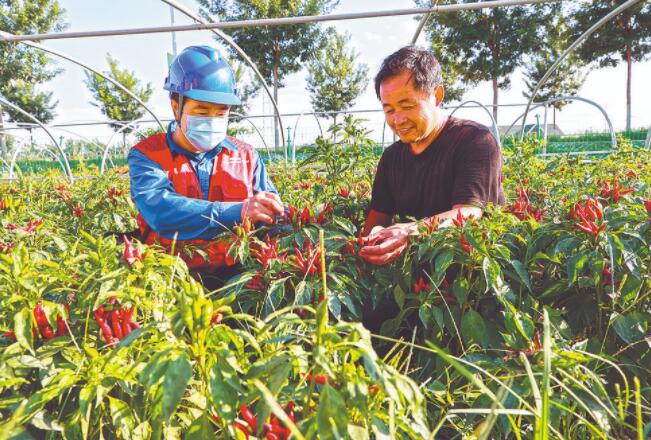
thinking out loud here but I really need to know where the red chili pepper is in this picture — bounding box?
[3,330,16,341]
[111,310,124,340]
[602,265,613,286]
[33,302,47,327]
[234,420,252,438]
[120,308,131,338]
[56,315,67,337]
[40,325,54,341]
[286,402,295,423]
[413,276,431,294]
[239,404,257,432]
[265,433,279,440]
[452,209,465,227]
[94,308,117,345]
[305,373,328,385]
[460,235,472,253]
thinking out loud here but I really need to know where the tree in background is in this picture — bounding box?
[416,0,547,124]
[0,0,66,157]
[197,0,339,149]
[523,4,586,127]
[84,55,153,148]
[572,1,651,131]
[306,30,369,128]
[230,61,261,117]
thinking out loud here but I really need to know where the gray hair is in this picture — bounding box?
[374,45,443,98]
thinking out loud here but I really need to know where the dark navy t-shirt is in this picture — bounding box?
[370,116,505,220]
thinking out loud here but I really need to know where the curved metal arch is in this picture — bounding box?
[100,119,155,173]
[292,112,324,145]
[9,138,68,181]
[503,102,546,138]
[545,96,616,148]
[449,100,501,147]
[49,126,115,168]
[411,0,439,44]
[506,96,617,149]
[230,111,269,151]
[0,30,164,132]
[35,147,68,174]
[0,95,74,183]
[520,0,643,140]
[160,0,286,159]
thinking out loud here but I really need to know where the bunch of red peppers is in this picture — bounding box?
[508,188,546,222]
[599,179,633,202]
[235,402,296,440]
[2,301,68,342]
[93,297,139,346]
[292,239,321,277]
[569,198,606,236]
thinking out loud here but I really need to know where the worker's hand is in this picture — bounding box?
[240,192,284,225]
[358,223,413,266]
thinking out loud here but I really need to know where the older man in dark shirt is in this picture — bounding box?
[359,46,505,266]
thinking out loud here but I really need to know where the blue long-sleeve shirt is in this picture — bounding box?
[128,122,277,240]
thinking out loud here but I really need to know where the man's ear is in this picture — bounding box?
[170,99,179,121]
[435,85,445,107]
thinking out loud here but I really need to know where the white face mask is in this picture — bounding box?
[182,115,229,153]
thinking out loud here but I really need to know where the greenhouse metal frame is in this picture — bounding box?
[0,0,648,182]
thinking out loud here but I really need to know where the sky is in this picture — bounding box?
[10,0,651,147]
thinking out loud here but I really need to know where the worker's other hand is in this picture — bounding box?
[241,192,284,225]
[358,223,411,266]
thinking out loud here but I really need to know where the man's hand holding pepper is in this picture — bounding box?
[241,192,284,225]
[358,223,416,266]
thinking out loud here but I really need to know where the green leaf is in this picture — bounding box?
[317,385,348,440]
[14,308,33,353]
[434,249,454,283]
[209,352,243,421]
[452,277,469,305]
[566,253,588,284]
[293,280,312,306]
[160,353,192,423]
[482,257,502,293]
[107,396,136,438]
[511,260,532,292]
[185,414,215,440]
[461,309,487,347]
[393,284,406,309]
[262,277,286,318]
[611,312,650,344]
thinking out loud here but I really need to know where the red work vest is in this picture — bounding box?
[133,133,255,270]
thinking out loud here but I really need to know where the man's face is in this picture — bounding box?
[171,97,230,132]
[379,71,444,145]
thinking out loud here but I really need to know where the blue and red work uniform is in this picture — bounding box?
[128,122,277,269]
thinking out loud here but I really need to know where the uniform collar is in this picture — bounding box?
[166,121,237,161]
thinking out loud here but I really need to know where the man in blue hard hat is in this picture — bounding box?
[128,45,283,285]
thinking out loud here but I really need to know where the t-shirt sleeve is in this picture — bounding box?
[369,151,396,215]
[451,129,504,209]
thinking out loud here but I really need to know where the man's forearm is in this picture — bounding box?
[391,205,483,236]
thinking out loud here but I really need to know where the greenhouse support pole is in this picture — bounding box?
[543,104,549,153]
[0,0,561,42]
[0,30,164,132]
[0,95,74,184]
[448,100,501,147]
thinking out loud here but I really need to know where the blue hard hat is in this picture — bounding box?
[164,45,241,106]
